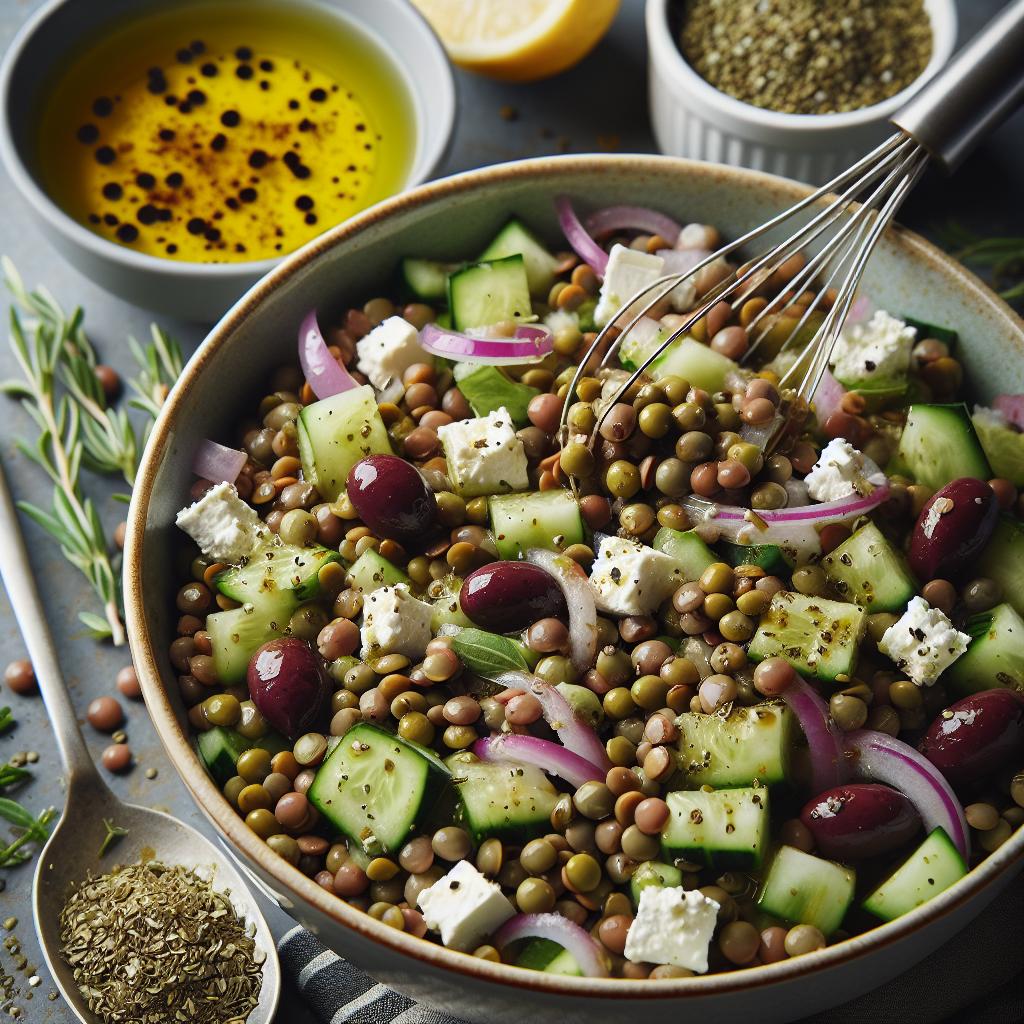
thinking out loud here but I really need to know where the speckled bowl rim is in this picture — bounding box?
[0,0,455,281]
[126,153,1024,1002]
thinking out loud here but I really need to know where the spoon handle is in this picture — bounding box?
[0,456,102,787]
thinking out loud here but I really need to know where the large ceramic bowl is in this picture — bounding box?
[125,155,1024,1024]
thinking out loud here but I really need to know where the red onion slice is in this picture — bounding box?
[845,729,969,860]
[993,394,1024,429]
[473,735,605,789]
[191,439,247,485]
[525,548,598,673]
[781,677,848,794]
[844,294,874,326]
[420,323,553,365]
[584,206,682,246]
[555,196,609,278]
[493,670,611,773]
[495,913,608,978]
[813,369,847,423]
[299,309,360,400]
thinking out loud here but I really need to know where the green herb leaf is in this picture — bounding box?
[451,628,530,678]
[99,818,129,857]
[0,797,38,832]
[0,706,12,734]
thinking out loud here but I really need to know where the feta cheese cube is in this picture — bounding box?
[624,886,720,973]
[356,316,427,391]
[594,245,665,327]
[878,596,971,687]
[588,536,684,616]
[829,310,916,385]
[360,584,434,660]
[175,481,265,564]
[417,860,514,951]
[804,437,884,503]
[436,406,528,498]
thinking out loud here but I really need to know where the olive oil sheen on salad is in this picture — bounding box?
[37,1,414,262]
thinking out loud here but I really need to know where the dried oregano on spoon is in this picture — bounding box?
[58,861,264,1024]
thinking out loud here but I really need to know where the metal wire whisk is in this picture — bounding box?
[559,0,1024,457]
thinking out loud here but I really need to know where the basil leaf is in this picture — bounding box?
[451,628,530,679]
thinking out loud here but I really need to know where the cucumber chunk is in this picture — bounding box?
[479,220,559,298]
[453,363,539,427]
[197,726,251,784]
[401,257,460,302]
[515,938,582,976]
[862,828,966,922]
[973,408,1024,486]
[652,527,717,581]
[448,755,558,843]
[978,515,1024,617]
[489,490,585,560]
[630,860,683,908]
[675,705,792,788]
[748,592,866,682]
[822,522,917,613]
[651,337,738,393]
[297,386,393,501]
[662,787,770,870]
[944,602,1024,695]
[896,403,992,491]
[206,589,297,685]
[758,845,855,936]
[346,548,410,595]
[717,539,789,574]
[308,722,450,855]
[449,255,533,332]
[215,540,340,604]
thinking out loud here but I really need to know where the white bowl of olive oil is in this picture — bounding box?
[0,0,455,321]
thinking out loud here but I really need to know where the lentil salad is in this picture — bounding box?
[172,200,1024,979]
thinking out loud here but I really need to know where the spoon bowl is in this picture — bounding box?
[0,458,280,1024]
[33,781,281,1023]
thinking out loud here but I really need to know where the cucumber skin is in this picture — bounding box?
[862,828,966,922]
[652,527,717,581]
[215,543,340,603]
[630,861,683,907]
[347,548,410,595]
[717,539,788,574]
[662,787,770,871]
[447,757,557,843]
[206,589,297,685]
[448,254,533,332]
[479,219,559,298]
[978,515,1024,619]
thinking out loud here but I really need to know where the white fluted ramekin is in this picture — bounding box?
[646,0,957,185]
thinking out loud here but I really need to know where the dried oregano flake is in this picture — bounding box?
[58,861,263,1024]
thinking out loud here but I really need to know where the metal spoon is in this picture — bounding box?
[0,458,280,1024]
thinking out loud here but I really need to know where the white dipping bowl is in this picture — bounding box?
[0,0,455,322]
[646,0,957,184]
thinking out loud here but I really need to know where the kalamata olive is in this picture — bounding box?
[247,637,330,739]
[347,455,437,545]
[460,561,568,633]
[919,689,1024,788]
[908,478,998,580]
[800,783,921,860]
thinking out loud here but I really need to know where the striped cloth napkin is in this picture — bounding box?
[278,873,1024,1024]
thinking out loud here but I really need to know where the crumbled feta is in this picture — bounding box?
[878,596,971,687]
[175,481,265,564]
[436,406,528,498]
[417,860,514,952]
[355,316,427,391]
[624,886,720,973]
[829,310,915,385]
[588,536,684,616]
[594,245,665,327]
[360,584,434,660]
[804,437,884,503]
[940,707,979,735]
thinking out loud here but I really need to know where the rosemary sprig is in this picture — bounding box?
[1,259,184,642]
[941,222,1024,303]
[99,818,129,857]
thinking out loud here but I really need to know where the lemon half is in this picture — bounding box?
[411,0,621,82]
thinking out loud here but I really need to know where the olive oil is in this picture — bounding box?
[37,1,414,262]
